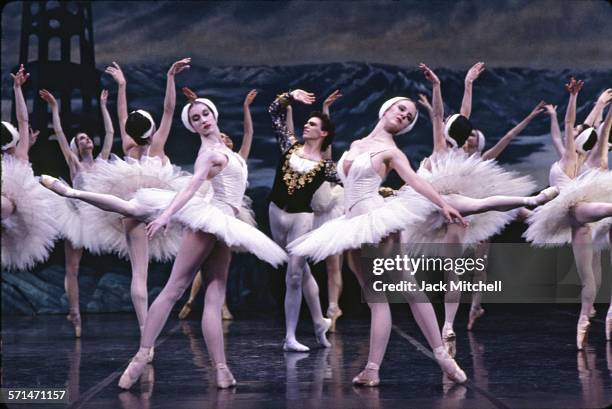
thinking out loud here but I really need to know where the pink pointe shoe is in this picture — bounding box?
[576,317,590,350]
[39,175,74,197]
[118,349,150,390]
[434,347,467,384]
[352,362,380,387]
[215,363,237,389]
[467,306,485,331]
[66,313,81,338]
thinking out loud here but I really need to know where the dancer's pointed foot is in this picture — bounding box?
[588,306,596,319]
[66,313,81,338]
[434,347,467,384]
[526,186,559,206]
[178,300,193,320]
[215,363,237,389]
[118,348,150,389]
[283,338,310,352]
[577,316,590,350]
[147,346,155,363]
[221,303,234,320]
[39,175,75,197]
[327,304,343,333]
[442,323,457,357]
[467,306,485,331]
[606,315,612,342]
[315,318,332,348]
[352,362,380,387]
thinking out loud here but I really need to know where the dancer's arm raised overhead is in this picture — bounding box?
[148,58,191,157]
[238,89,257,160]
[146,150,228,238]
[544,103,564,158]
[481,101,545,160]
[585,103,611,170]
[98,89,114,160]
[460,62,485,119]
[269,89,315,152]
[386,148,466,226]
[559,77,583,173]
[39,89,80,173]
[11,65,31,162]
[105,62,132,155]
[321,90,342,160]
[583,88,612,128]
[420,63,447,153]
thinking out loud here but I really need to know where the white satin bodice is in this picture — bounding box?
[548,161,573,189]
[338,150,386,213]
[210,147,247,211]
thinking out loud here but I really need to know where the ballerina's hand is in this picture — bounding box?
[146,215,170,239]
[100,89,109,106]
[529,100,546,117]
[244,89,258,107]
[597,88,612,105]
[419,63,440,85]
[323,90,342,109]
[442,205,467,227]
[290,89,315,105]
[39,89,57,107]
[465,62,485,84]
[417,93,432,111]
[105,62,126,85]
[564,77,584,95]
[543,104,557,115]
[168,57,191,76]
[11,64,29,87]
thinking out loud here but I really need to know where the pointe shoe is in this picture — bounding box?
[434,347,467,384]
[147,346,155,363]
[606,316,612,342]
[529,186,559,206]
[315,318,332,348]
[67,314,82,338]
[39,175,74,197]
[467,306,485,331]
[283,338,310,352]
[178,300,193,320]
[118,350,150,390]
[588,306,596,319]
[221,303,234,320]
[576,317,590,350]
[327,305,343,333]
[215,363,237,389]
[352,362,380,387]
[442,324,457,357]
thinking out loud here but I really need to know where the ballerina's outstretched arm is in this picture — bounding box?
[585,103,611,170]
[460,62,485,119]
[559,77,583,174]
[105,62,133,155]
[39,89,81,174]
[321,89,341,160]
[420,63,447,154]
[237,89,257,160]
[583,88,612,128]
[98,89,114,160]
[481,101,545,160]
[148,58,191,158]
[11,65,31,162]
[544,103,564,158]
[146,150,228,238]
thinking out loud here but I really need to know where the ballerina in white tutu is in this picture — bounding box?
[112,92,286,390]
[524,79,612,347]
[40,59,191,349]
[177,88,258,322]
[418,62,546,331]
[286,90,346,332]
[38,88,114,337]
[2,65,59,272]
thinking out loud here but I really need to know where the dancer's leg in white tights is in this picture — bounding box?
[123,218,150,336]
[64,240,83,323]
[441,223,465,338]
[326,254,343,311]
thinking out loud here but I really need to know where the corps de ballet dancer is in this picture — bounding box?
[267,89,343,352]
[38,87,114,337]
[525,79,612,348]
[112,92,287,389]
[287,73,471,386]
[285,90,346,332]
[41,59,192,356]
[2,65,59,272]
[177,88,258,321]
[399,64,559,352]
[418,62,546,331]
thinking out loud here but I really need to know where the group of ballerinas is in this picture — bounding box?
[1,59,611,389]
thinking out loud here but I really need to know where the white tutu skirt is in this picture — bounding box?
[236,195,257,227]
[78,155,195,261]
[134,188,287,267]
[52,195,87,247]
[288,193,430,263]
[525,170,612,249]
[1,156,60,271]
[400,150,536,247]
[311,182,345,229]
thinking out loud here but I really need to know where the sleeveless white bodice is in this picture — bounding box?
[338,150,386,212]
[549,161,573,189]
[210,147,247,210]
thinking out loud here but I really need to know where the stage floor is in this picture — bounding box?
[2,304,611,408]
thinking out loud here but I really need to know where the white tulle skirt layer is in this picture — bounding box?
[1,156,60,271]
[134,188,287,267]
[78,155,195,261]
[525,170,612,248]
[288,193,430,263]
[400,150,536,247]
[52,195,87,247]
[311,182,345,229]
